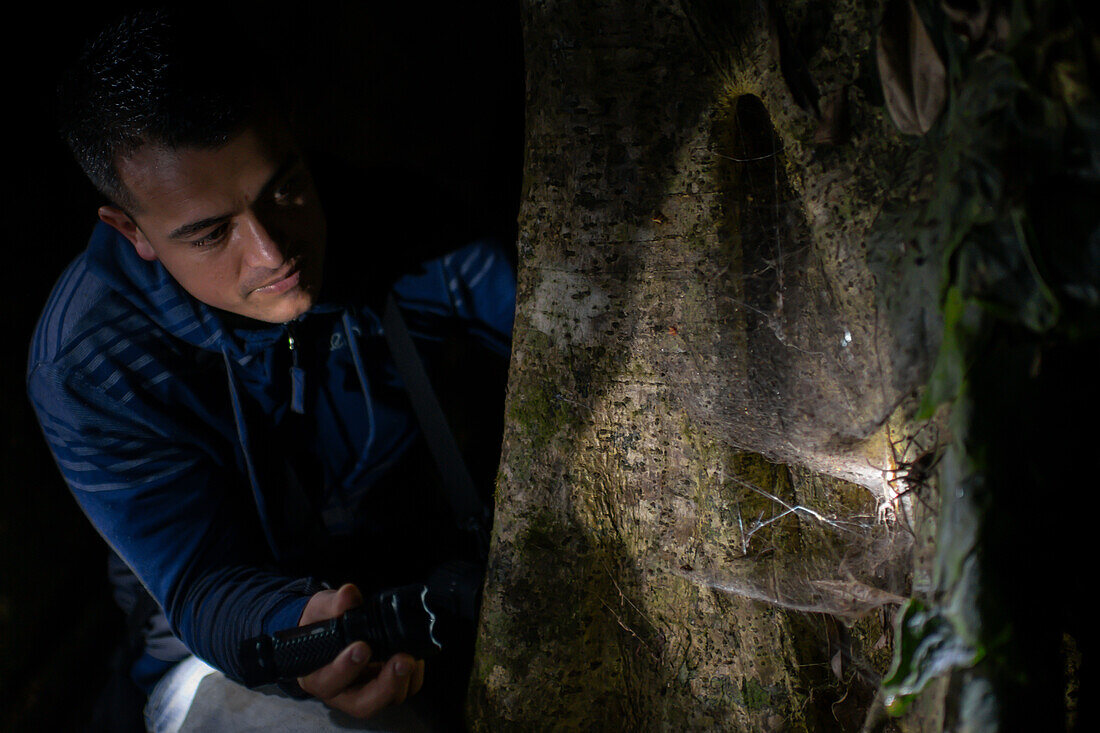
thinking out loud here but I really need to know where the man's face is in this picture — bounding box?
[101,125,327,324]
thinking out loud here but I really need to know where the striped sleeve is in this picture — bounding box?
[394,238,517,355]
[26,360,312,681]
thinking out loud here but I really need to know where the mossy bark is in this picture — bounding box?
[471,1,944,729]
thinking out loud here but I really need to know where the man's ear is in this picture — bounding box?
[98,206,157,261]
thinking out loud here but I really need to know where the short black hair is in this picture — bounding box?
[58,8,274,208]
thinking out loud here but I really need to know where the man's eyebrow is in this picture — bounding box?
[259,154,303,197]
[168,214,233,241]
[166,154,304,241]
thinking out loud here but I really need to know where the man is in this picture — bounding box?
[27,9,514,730]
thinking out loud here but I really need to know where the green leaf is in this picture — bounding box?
[882,599,984,716]
[917,287,967,418]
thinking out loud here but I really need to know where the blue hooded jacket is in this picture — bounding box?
[27,221,515,683]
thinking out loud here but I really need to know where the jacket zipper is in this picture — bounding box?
[287,323,305,414]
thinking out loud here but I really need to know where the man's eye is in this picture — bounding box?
[273,176,304,206]
[191,224,229,248]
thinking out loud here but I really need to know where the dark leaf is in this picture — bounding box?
[877,0,947,134]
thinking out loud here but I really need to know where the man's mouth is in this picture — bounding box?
[252,263,302,295]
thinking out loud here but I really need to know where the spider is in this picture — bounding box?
[877,421,944,527]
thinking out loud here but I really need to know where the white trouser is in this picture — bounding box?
[144,655,436,733]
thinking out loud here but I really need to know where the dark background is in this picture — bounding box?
[0,4,524,729]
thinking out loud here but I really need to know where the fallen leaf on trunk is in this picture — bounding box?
[877,0,947,135]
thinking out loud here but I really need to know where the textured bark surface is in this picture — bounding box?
[472,1,942,729]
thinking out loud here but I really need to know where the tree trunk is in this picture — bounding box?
[471,1,946,729]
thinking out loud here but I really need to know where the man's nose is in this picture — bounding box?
[239,212,286,268]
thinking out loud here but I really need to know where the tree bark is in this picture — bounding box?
[472,0,944,728]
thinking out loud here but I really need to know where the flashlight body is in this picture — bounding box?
[239,583,441,687]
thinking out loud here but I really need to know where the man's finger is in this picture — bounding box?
[409,659,425,698]
[327,653,418,719]
[298,640,373,700]
[388,655,416,706]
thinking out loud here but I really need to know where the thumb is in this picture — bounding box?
[299,583,364,626]
[332,583,364,615]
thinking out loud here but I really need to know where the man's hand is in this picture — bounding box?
[296,583,426,719]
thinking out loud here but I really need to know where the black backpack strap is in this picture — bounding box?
[382,294,490,560]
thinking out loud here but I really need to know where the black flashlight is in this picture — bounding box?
[239,583,442,688]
